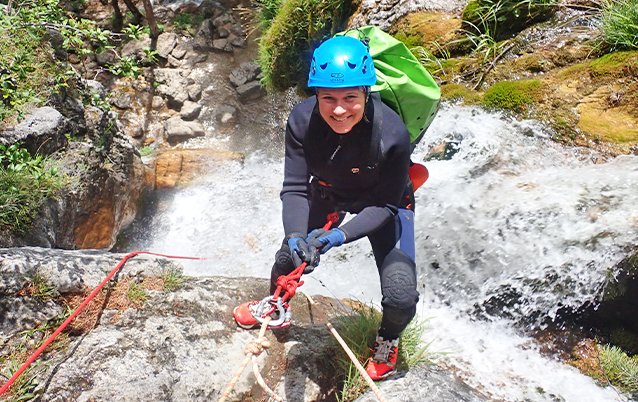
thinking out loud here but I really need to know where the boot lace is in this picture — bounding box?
[372,337,398,362]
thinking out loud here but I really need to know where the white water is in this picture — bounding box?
[122,103,638,401]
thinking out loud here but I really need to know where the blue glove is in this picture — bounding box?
[307,228,346,254]
[287,232,320,268]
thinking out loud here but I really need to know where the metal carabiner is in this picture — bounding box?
[252,295,291,328]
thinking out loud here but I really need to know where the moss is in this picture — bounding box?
[258,0,355,91]
[589,51,638,77]
[482,79,541,113]
[514,53,548,73]
[441,83,481,103]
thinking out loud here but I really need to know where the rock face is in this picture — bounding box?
[0,248,484,402]
[0,108,145,250]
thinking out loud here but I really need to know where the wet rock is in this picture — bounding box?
[164,117,205,143]
[153,149,244,188]
[212,38,234,53]
[216,104,238,125]
[229,62,261,87]
[237,81,266,103]
[355,365,487,401]
[0,107,70,156]
[180,101,202,121]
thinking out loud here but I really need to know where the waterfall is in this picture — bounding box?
[117,102,637,401]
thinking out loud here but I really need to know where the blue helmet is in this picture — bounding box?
[308,36,376,88]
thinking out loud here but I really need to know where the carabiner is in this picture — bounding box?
[252,296,291,328]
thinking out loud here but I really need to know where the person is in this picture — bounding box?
[233,35,420,381]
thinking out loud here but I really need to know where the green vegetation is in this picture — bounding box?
[0,144,63,234]
[461,0,557,41]
[138,146,154,157]
[173,12,204,36]
[0,358,39,401]
[588,51,638,77]
[126,282,149,304]
[329,304,430,401]
[0,0,68,122]
[598,344,638,394]
[482,79,541,113]
[27,272,60,301]
[600,0,638,51]
[161,268,184,292]
[255,0,355,91]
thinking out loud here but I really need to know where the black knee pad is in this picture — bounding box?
[380,248,419,310]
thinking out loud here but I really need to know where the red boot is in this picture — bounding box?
[365,335,399,381]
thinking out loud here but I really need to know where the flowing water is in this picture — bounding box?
[117,100,638,401]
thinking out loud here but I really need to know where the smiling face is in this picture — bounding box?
[316,87,366,134]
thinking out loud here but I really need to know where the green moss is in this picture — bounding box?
[482,79,541,113]
[441,83,481,103]
[589,51,638,77]
[258,0,355,91]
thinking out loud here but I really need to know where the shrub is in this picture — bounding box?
[482,79,541,113]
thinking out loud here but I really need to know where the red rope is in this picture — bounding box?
[0,250,205,396]
[272,212,340,303]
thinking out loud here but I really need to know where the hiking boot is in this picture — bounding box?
[365,335,399,381]
[233,300,292,330]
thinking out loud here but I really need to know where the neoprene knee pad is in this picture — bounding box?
[380,249,419,310]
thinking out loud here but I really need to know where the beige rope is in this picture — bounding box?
[326,322,387,402]
[218,316,274,402]
[251,354,283,401]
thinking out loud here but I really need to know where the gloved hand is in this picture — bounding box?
[307,228,346,254]
[287,232,320,269]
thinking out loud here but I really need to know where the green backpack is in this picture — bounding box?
[338,26,441,148]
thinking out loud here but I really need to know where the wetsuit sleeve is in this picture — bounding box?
[339,127,411,242]
[280,117,310,236]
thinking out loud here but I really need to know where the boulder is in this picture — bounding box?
[0,107,69,155]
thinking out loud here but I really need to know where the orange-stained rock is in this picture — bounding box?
[154,149,244,188]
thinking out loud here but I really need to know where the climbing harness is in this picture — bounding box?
[0,250,205,397]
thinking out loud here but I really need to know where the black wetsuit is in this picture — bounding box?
[272,93,420,339]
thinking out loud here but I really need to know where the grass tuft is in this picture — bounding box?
[598,344,638,394]
[600,0,638,51]
[161,268,184,292]
[329,303,431,401]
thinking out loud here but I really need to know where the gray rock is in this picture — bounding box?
[229,62,261,87]
[0,107,69,155]
[121,36,153,60]
[156,32,178,59]
[355,365,487,401]
[180,101,202,121]
[212,38,234,53]
[164,117,205,143]
[237,81,266,103]
[187,84,203,102]
[171,42,189,59]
